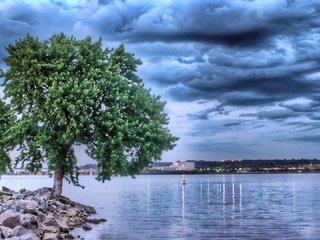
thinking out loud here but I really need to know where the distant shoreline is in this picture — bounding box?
[140,170,320,175]
[2,170,320,177]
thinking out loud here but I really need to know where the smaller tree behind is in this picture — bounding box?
[0,100,14,173]
[2,33,178,198]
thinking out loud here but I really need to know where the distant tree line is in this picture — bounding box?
[148,159,320,174]
[193,159,320,169]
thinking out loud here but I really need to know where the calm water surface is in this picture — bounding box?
[1,173,320,239]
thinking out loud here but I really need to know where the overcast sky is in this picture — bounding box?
[1,0,320,162]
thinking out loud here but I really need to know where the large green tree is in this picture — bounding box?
[2,33,178,198]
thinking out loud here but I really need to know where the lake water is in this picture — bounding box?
[1,173,320,239]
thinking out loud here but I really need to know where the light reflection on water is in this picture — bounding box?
[1,174,320,239]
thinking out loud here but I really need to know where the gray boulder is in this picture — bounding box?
[43,218,59,228]
[0,209,21,229]
[20,213,38,229]
[0,225,13,238]
[42,232,59,240]
[56,219,69,232]
[12,226,29,237]
[16,200,38,211]
[66,208,78,217]
[7,233,40,240]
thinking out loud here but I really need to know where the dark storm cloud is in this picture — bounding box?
[167,59,320,105]
[78,0,153,39]
[187,105,227,120]
[282,121,320,133]
[81,0,320,49]
[174,56,205,65]
[223,122,241,127]
[129,28,273,47]
[281,101,320,113]
[112,0,320,109]
[0,1,74,68]
[190,141,253,154]
[241,108,298,120]
[290,135,320,143]
[221,92,281,107]
[97,0,115,5]
[279,100,320,121]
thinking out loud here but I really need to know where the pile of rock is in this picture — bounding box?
[0,187,107,240]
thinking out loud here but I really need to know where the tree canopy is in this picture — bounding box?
[2,33,178,197]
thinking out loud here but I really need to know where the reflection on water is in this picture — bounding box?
[1,174,320,239]
[181,184,185,226]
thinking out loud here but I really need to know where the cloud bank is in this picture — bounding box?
[1,0,320,161]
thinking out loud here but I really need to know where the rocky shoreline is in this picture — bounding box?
[0,187,107,239]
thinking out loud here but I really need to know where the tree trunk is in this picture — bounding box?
[6,151,13,174]
[51,166,64,199]
[7,164,13,174]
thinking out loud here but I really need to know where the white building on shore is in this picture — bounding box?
[171,161,195,171]
[144,161,196,173]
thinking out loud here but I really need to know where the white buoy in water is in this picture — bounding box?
[182,175,186,185]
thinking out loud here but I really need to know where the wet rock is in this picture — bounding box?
[86,217,107,224]
[60,232,74,239]
[19,189,27,194]
[82,223,92,231]
[2,186,14,193]
[82,205,96,214]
